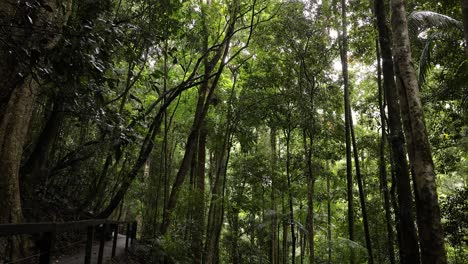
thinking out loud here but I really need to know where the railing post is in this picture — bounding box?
[97,223,108,264]
[131,221,137,244]
[39,228,56,264]
[84,225,94,264]
[125,223,130,250]
[111,224,118,257]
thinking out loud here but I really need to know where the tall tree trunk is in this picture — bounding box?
[204,135,231,264]
[270,127,279,264]
[374,0,421,262]
[204,71,236,264]
[161,84,207,234]
[0,78,37,261]
[0,1,72,260]
[160,1,235,233]
[186,141,198,241]
[191,125,206,264]
[282,193,288,264]
[284,128,296,264]
[339,1,355,262]
[390,0,447,263]
[303,129,315,264]
[21,97,63,194]
[326,162,332,264]
[162,36,170,235]
[348,110,374,264]
[96,108,164,218]
[228,205,240,264]
[300,224,305,264]
[375,38,396,264]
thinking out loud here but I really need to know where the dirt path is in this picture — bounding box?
[54,234,128,264]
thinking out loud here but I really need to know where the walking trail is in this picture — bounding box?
[54,234,128,264]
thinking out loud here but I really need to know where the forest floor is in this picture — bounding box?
[53,234,128,264]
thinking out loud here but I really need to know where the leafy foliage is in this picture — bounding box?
[1,0,466,263]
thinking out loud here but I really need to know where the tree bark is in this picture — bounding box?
[303,129,315,264]
[270,127,279,264]
[204,131,232,264]
[281,193,288,264]
[160,0,235,233]
[374,0,422,262]
[21,97,63,189]
[228,205,240,264]
[0,1,72,260]
[348,109,374,264]
[339,1,355,262]
[390,0,447,263]
[284,128,296,264]
[191,126,206,264]
[203,66,237,264]
[160,88,206,234]
[96,108,164,219]
[326,162,332,264]
[375,37,396,264]
[0,78,37,261]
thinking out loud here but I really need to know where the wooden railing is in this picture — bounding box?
[0,219,137,264]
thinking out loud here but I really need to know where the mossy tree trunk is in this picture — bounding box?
[390,0,447,263]
[0,1,72,261]
[374,0,421,263]
[339,1,355,262]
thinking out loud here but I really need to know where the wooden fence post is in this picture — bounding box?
[39,227,56,264]
[112,224,118,257]
[125,223,130,250]
[97,223,108,264]
[131,221,137,244]
[84,225,94,264]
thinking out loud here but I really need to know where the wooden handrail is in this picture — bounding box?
[0,219,134,236]
[0,219,137,264]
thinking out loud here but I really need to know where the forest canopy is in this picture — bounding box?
[0,0,467,263]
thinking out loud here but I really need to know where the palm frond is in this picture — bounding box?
[408,11,463,36]
[418,34,434,86]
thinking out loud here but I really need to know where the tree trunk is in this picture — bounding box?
[96,109,164,218]
[270,127,279,264]
[204,135,231,264]
[161,89,206,234]
[160,36,171,235]
[390,0,447,263]
[348,109,374,264]
[0,78,38,261]
[374,0,422,262]
[282,193,288,264]
[191,126,206,264]
[284,128,296,264]
[303,129,315,264]
[186,141,198,241]
[375,37,396,264]
[0,1,72,260]
[339,1,355,262]
[204,71,236,264]
[21,97,63,193]
[228,205,240,264]
[326,162,332,264]
[299,226,305,264]
[160,1,235,233]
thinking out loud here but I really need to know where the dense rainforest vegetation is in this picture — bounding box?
[0,0,467,263]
